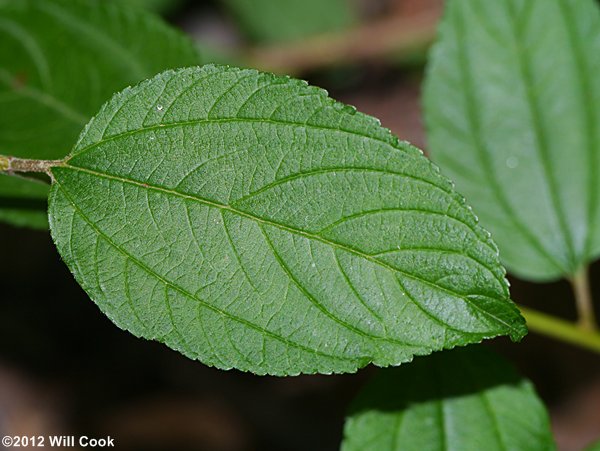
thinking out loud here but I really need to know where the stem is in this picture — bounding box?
[569,266,597,331]
[246,6,441,74]
[0,155,62,176]
[520,306,600,353]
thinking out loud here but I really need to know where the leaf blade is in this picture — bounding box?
[342,346,556,451]
[49,65,526,375]
[424,0,600,280]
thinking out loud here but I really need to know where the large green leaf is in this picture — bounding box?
[342,346,555,451]
[0,0,200,228]
[423,0,600,281]
[48,65,526,375]
[219,0,356,44]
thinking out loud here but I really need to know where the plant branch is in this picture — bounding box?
[519,306,600,353]
[0,155,63,176]
[569,266,597,331]
[245,6,442,74]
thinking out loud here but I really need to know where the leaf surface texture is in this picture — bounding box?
[49,65,526,375]
[424,0,600,280]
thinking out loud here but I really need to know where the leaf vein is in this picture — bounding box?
[55,180,357,364]
[451,6,567,274]
[57,164,521,337]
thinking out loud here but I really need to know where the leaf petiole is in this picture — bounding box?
[570,266,597,331]
[0,155,63,176]
[520,306,600,353]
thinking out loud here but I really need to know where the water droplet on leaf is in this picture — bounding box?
[506,156,519,168]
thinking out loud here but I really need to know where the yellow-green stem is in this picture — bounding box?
[520,306,600,353]
[0,155,8,172]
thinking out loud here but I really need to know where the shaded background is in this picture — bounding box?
[1,0,599,449]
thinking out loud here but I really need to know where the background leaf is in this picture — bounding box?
[0,0,201,228]
[219,0,356,44]
[122,0,184,15]
[0,176,49,228]
[586,440,600,451]
[423,0,600,281]
[342,346,555,451]
[48,65,525,375]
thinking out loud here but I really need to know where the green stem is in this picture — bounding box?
[570,266,597,331]
[520,306,600,353]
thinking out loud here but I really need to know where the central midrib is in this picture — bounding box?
[55,163,523,338]
[53,179,360,367]
[450,3,568,275]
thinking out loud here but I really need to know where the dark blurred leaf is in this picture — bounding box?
[220,0,356,43]
[0,0,201,228]
[342,346,555,451]
[123,0,185,15]
[586,440,600,451]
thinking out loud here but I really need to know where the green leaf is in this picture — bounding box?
[219,0,356,43]
[423,0,600,281]
[585,440,600,451]
[48,65,526,375]
[0,176,49,229]
[0,0,200,228]
[342,346,555,451]
[122,0,184,15]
